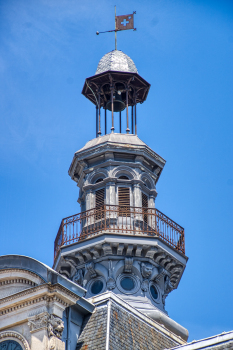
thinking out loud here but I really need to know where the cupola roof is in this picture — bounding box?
[95,50,138,75]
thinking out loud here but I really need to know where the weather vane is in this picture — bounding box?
[96,6,136,50]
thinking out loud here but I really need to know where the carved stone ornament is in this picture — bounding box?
[28,312,64,340]
[141,279,149,292]
[28,312,48,333]
[141,262,153,279]
[48,315,64,339]
[155,267,167,282]
[0,331,30,350]
[164,275,173,294]
[124,257,133,273]
[85,262,97,278]
[73,269,83,286]
[107,260,116,290]
[162,275,174,306]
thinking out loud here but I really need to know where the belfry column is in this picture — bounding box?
[133,183,142,207]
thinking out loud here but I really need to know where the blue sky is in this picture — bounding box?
[0,0,232,342]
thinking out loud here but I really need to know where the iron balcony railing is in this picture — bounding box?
[54,205,185,263]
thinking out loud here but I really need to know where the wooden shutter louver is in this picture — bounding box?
[142,192,148,224]
[95,188,105,219]
[118,187,130,215]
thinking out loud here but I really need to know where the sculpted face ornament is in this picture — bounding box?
[48,315,64,339]
[141,262,153,279]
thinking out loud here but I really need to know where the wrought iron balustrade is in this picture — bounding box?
[54,205,185,262]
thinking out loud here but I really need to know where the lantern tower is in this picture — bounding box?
[53,49,189,341]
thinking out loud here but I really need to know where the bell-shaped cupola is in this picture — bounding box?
[82,50,150,135]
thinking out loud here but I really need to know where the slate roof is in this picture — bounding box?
[95,50,138,75]
[76,293,184,350]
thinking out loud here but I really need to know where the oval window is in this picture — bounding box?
[91,280,104,295]
[120,277,135,291]
[150,285,158,300]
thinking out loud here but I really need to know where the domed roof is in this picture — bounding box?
[95,50,138,75]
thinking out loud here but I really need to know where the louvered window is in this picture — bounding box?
[142,192,148,224]
[95,188,105,219]
[118,187,130,215]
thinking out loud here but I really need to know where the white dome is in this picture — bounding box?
[95,50,138,75]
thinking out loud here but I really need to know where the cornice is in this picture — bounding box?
[0,283,79,316]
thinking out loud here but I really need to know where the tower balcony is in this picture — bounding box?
[54,205,185,264]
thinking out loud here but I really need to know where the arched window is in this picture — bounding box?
[0,340,23,350]
[119,175,129,180]
[95,178,103,183]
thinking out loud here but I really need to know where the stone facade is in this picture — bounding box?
[0,255,94,350]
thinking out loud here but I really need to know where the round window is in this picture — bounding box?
[120,277,135,291]
[150,285,158,300]
[91,280,104,295]
[116,274,140,295]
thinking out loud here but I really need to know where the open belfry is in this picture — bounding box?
[1,10,233,350]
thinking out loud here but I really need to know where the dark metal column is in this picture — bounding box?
[98,92,101,136]
[131,106,134,134]
[119,111,122,133]
[96,105,98,138]
[126,87,130,133]
[135,103,137,135]
[111,87,114,132]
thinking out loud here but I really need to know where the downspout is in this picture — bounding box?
[105,300,111,350]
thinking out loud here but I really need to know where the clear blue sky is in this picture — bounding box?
[0,0,232,342]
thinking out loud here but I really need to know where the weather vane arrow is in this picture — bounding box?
[96,6,136,50]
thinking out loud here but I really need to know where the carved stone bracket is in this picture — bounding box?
[155,268,167,282]
[73,269,84,287]
[107,261,116,290]
[124,258,133,273]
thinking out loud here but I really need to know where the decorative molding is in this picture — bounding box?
[0,331,30,350]
[0,279,36,287]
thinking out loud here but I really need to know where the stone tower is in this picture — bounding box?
[53,49,189,345]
